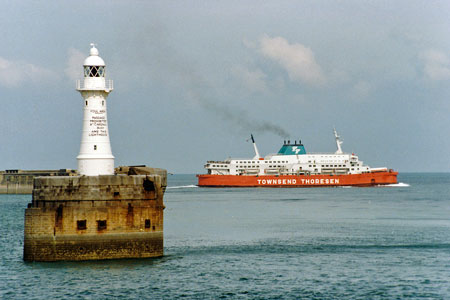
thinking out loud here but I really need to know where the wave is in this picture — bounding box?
[168,242,450,257]
[386,182,410,187]
[167,185,198,189]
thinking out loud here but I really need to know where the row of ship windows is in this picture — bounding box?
[231,159,352,165]
[237,166,260,168]
[233,161,289,164]
[212,163,361,168]
[232,160,288,164]
[310,164,347,168]
[214,164,359,168]
[236,165,353,169]
[212,161,289,167]
[308,160,346,163]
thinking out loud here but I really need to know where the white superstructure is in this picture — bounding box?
[76,44,114,176]
[205,130,387,176]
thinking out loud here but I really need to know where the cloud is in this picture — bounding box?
[259,35,326,86]
[231,65,268,93]
[351,80,373,100]
[0,57,55,88]
[65,48,85,81]
[242,37,257,49]
[421,49,450,81]
[121,23,290,138]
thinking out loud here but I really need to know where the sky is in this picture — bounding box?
[1,0,450,173]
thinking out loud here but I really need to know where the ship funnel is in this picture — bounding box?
[250,134,261,159]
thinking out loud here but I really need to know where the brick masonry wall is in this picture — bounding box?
[24,173,166,261]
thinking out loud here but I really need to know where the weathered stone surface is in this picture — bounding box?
[24,232,163,261]
[24,172,166,261]
[115,166,167,190]
[0,166,165,194]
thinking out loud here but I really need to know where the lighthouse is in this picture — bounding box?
[76,44,114,176]
[24,43,167,262]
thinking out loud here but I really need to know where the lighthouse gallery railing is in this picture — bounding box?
[76,80,113,91]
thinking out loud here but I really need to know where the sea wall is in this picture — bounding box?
[23,169,166,261]
[0,169,77,194]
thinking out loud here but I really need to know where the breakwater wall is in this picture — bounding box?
[0,169,77,194]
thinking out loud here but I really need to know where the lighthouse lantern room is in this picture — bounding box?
[76,44,114,176]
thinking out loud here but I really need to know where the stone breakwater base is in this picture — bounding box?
[24,172,166,261]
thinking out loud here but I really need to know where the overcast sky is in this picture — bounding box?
[1,1,450,173]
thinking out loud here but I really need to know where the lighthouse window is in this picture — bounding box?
[77,220,87,230]
[102,100,104,106]
[94,145,97,150]
[85,66,105,77]
[91,66,99,77]
[93,66,100,77]
[97,66,105,77]
[85,101,88,106]
[97,220,107,230]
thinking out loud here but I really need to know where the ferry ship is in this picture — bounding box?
[197,129,397,187]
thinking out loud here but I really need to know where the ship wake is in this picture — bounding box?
[167,185,199,190]
[385,182,410,187]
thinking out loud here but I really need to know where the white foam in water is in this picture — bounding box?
[167,185,199,189]
[386,182,410,187]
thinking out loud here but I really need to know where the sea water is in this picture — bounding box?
[1,173,450,299]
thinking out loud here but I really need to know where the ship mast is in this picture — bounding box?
[334,128,343,154]
[251,134,261,159]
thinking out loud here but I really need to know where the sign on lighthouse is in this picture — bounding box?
[76,44,114,176]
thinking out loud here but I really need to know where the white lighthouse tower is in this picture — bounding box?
[76,44,114,176]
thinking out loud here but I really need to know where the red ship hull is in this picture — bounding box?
[197,171,398,187]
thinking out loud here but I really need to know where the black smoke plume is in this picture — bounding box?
[117,22,289,138]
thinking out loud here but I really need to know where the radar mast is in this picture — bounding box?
[334,128,343,154]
